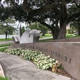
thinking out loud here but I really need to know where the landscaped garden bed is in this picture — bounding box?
[4,48,73,78]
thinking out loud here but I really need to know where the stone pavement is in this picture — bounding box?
[0,52,73,80]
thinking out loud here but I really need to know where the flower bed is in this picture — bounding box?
[5,48,62,71]
[4,48,73,78]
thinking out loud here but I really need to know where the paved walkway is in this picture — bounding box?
[0,41,13,44]
[39,37,53,40]
[0,52,73,80]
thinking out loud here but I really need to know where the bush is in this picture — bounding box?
[4,48,62,71]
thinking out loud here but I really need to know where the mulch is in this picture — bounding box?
[56,69,73,78]
[48,68,73,79]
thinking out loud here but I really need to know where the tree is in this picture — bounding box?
[70,21,80,36]
[1,0,80,39]
[0,24,16,39]
[0,0,27,38]
[23,0,80,39]
[0,18,16,39]
[29,22,49,36]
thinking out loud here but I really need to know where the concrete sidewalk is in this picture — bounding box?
[0,41,13,44]
[0,52,73,80]
[39,37,53,40]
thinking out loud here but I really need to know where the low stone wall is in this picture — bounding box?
[9,42,80,80]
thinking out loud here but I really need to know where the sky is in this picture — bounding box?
[10,21,27,28]
[1,0,23,7]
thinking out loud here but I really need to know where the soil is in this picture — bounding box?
[48,68,73,79]
[56,69,73,78]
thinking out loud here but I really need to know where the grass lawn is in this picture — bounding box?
[0,47,8,52]
[40,33,80,39]
[0,44,12,52]
[0,44,12,47]
[0,38,12,42]
[0,34,80,42]
[0,77,9,80]
[39,33,80,42]
[66,34,80,38]
[40,34,52,38]
[39,38,53,42]
[66,34,73,38]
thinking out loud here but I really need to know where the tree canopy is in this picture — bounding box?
[0,0,80,39]
[22,0,80,39]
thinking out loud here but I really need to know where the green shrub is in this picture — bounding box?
[5,48,62,70]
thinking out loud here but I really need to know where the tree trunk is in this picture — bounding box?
[51,31,58,40]
[57,22,66,39]
[78,31,80,35]
[57,1,67,39]
[51,27,59,40]
[42,32,45,36]
[77,26,80,36]
[20,24,22,37]
[5,31,8,39]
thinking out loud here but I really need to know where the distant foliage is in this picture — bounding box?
[0,25,16,35]
[29,22,49,36]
